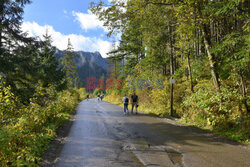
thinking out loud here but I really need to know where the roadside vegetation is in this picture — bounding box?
[0,1,86,165]
[0,82,84,166]
[91,0,249,144]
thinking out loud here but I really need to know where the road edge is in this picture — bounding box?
[40,103,80,167]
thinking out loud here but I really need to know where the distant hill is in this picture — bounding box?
[55,50,108,88]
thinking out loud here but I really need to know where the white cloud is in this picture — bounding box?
[72,1,127,32]
[21,21,113,58]
[72,10,108,32]
[91,39,114,58]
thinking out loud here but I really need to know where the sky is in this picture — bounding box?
[22,0,116,58]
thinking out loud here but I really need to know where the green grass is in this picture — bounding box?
[177,118,250,145]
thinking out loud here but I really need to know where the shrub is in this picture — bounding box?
[0,82,83,166]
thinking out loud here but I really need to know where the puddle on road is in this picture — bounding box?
[164,148,183,167]
[114,127,184,166]
[121,141,184,167]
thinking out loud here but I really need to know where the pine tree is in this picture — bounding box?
[0,0,32,71]
[39,30,66,89]
[0,0,34,100]
[61,38,79,88]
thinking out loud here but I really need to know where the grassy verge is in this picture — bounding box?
[177,118,249,145]
[104,94,249,145]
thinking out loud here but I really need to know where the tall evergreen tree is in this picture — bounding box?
[0,0,32,71]
[0,0,35,100]
[39,30,66,89]
[61,38,79,88]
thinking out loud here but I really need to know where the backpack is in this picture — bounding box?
[125,97,129,103]
[132,95,138,102]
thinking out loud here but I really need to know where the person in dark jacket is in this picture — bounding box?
[131,92,138,114]
[122,94,129,115]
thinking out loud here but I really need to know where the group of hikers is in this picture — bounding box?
[86,94,104,101]
[86,92,139,115]
[122,92,139,115]
[97,94,104,101]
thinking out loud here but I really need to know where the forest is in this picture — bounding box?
[0,0,86,166]
[90,0,249,144]
[0,0,249,166]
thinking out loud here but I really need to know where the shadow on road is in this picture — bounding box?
[41,100,250,167]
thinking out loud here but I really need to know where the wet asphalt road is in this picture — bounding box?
[55,99,250,167]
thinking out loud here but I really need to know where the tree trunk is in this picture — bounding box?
[201,24,220,91]
[196,4,220,91]
[169,25,175,117]
[0,2,3,51]
[170,79,174,116]
[240,72,249,114]
[114,60,117,78]
[187,53,194,92]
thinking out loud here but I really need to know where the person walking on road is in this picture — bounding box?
[131,92,138,114]
[100,94,104,101]
[122,94,129,115]
[86,94,89,101]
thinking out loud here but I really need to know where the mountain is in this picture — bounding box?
[55,50,108,88]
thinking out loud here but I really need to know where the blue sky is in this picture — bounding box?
[22,0,116,57]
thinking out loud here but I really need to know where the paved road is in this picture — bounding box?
[55,99,250,167]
